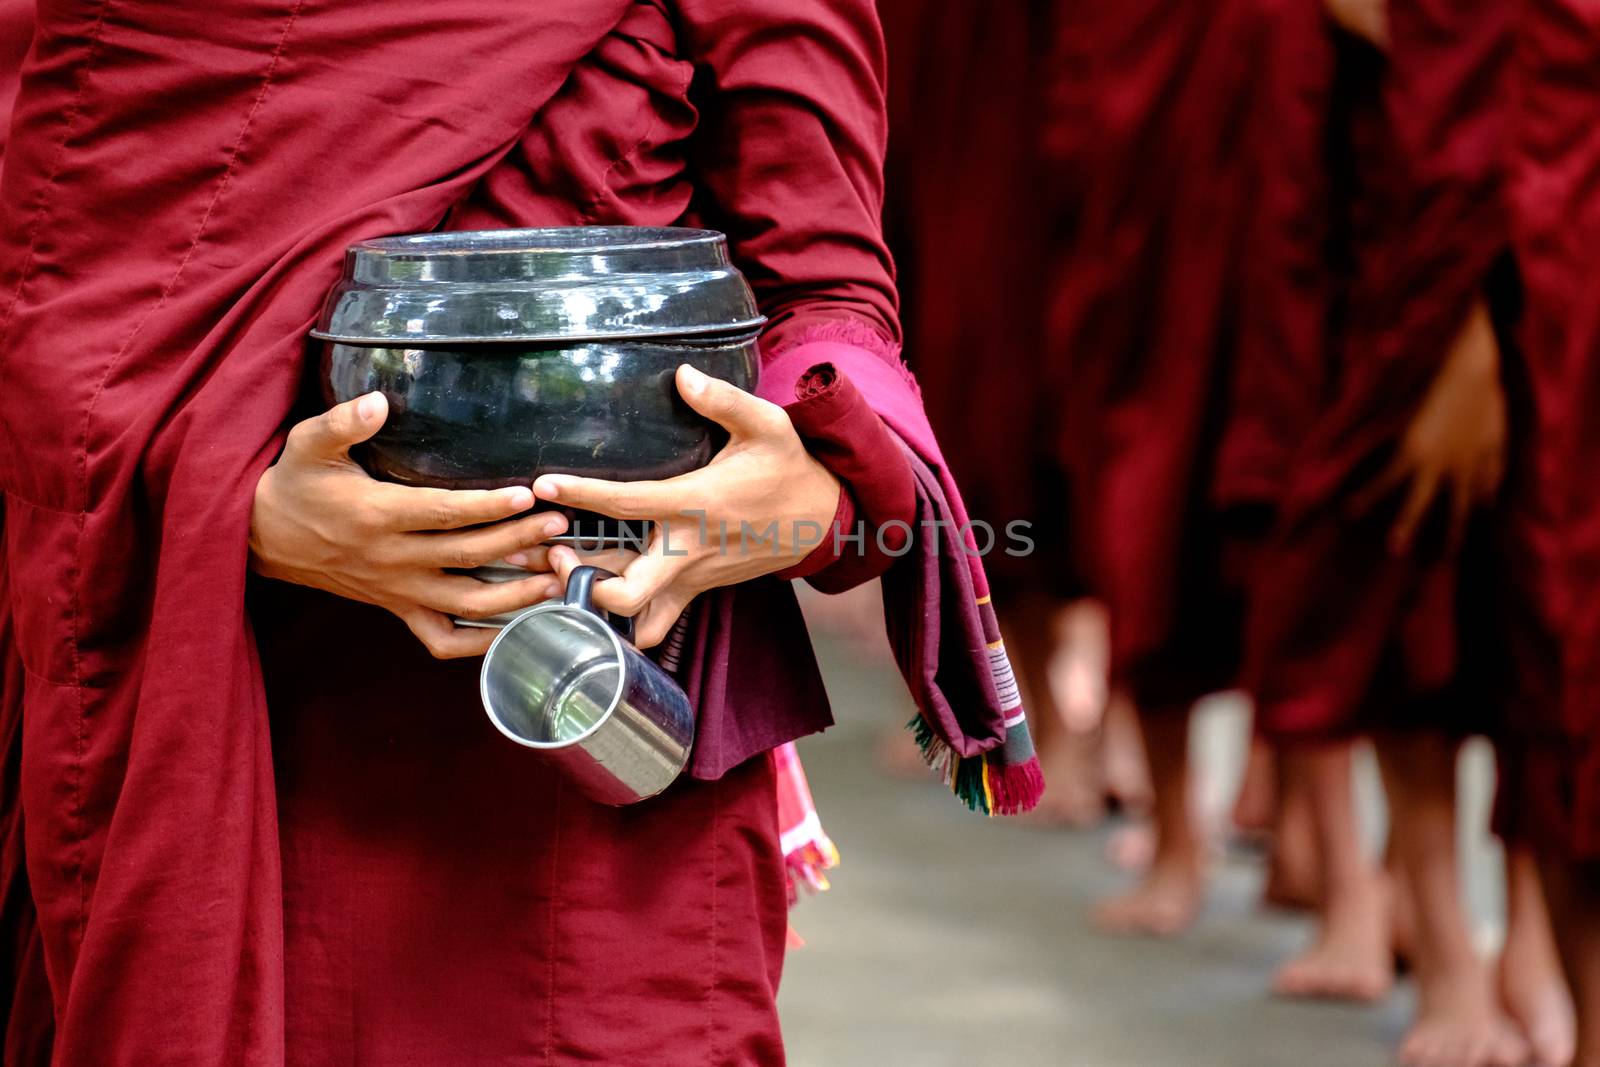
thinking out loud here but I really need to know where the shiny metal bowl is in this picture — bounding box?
[322,332,760,490]
[311,227,765,345]
[314,226,765,491]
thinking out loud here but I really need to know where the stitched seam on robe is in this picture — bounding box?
[79,1,306,485]
[704,772,725,1062]
[542,778,563,1064]
[0,1,112,498]
[581,42,694,223]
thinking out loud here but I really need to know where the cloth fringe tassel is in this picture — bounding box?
[907,714,1044,816]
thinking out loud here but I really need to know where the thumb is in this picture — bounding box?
[287,391,388,462]
[676,364,786,440]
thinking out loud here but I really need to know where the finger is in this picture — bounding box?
[1346,455,1408,519]
[410,572,562,623]
[1447,476,1473,556]
[550,539,687,619]
[633,592,691,650]
[369,482,536,532]
[676,364,789,440]
[1390,469,1439,554]
[592,536,692,618]
[501,544,555,572]
[285,392,387,463]
[542,544,640,575]
[408,511,567,571]
[396,606,498,660]
[531,472,687,520]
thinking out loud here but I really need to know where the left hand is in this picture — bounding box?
[1326,0,1388,47]
[528,364,841,647]
[1351,298,1507,554]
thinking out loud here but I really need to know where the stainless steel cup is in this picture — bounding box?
[479,566,694,805]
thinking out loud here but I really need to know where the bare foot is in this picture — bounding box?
[1401,966,1531,1067]
[1094,851,1204,937]
[1021,775,1105,829]
[1022,728,1107,829]
[1498,931,1576,1067]
[1273,875,1394,1002]
[1100,693,1152,812]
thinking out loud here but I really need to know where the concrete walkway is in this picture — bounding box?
[777,628,1504,1067]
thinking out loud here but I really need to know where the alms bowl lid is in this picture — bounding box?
[311,227,766,345]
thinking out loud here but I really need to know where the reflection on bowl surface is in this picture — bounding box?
[322,332,760,489]
[311,226,765,345]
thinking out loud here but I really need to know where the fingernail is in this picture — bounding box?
[533,476,564,501]
[357,392,382,421]
[505,486,534,510]
[543,513,568,537]
[679,365,708,393]
[504,552,529,567]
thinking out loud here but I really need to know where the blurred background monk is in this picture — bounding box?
[1245,1,1575,1065]
[1041,0,1288,935]
[874,0,1147,829]
[1500,1,1600,1064]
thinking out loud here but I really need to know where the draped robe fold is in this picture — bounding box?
[0,1,904,1060]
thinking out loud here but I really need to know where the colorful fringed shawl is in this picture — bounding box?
[763,332,1045,816]
[774,742,839,903]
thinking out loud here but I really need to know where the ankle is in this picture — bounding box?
[1415,953,1493,997]
[1149,834,1204,874]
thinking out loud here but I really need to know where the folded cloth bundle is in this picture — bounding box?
[766,327,1045,816]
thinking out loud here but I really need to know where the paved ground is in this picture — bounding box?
[777,623,1506,1067]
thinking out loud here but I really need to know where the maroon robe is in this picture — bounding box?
[0,0,28,166]
[1245,0,1514,743]
[1,6,56,1062]
[0,1,902,1061]
[1498,0,1600,859]
[876,0,1070,595]
[1041,0,1284,709]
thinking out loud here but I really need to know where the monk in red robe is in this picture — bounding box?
[1043,0,1289,934]
[1247,1,1574,1063]
[1500,1,1600,1063]
[874,0,1115,823]
[0,1,1040,1061]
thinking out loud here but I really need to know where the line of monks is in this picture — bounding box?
[883,1,1600,1066]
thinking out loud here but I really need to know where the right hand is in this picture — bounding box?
[249,392,567,658]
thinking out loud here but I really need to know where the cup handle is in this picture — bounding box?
[563,565,636,644]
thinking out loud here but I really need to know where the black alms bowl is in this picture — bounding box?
[313,227,764,490]
[321,332,759,489]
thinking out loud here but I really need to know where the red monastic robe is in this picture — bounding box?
[1245,0,1514,742]
[2,6,56,1062]
[0,0,29,164]
[0,1,901,1062]
[1499,0,1600,858]
[876,0,1071,595]
[1041,0,1287,709]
